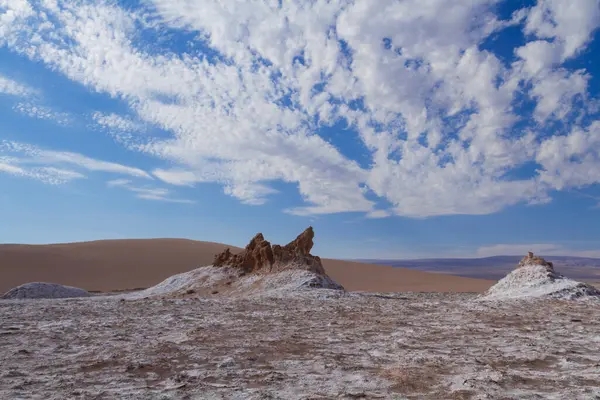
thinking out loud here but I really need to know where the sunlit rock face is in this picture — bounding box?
[213,227,327,276]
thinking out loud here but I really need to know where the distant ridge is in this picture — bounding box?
[357,255,600,281]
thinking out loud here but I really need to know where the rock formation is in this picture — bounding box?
[213,227,326,275]
[126,227,343,299]
[480,252,600,301]
[518,252,553,269]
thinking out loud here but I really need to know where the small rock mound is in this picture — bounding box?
[2,282,91,300]
[518,251,554,269]
[480,253,600,301]
[213,226,326,275]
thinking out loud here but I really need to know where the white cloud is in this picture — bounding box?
[365,210,391,219]
[0,74,34,96]
[106,178,131,187]
[106,178,194,204]
[37,167,85,181]
[0,161,24,175]
[0,76,71,125]
[37,150,151,178]
[536,121,600,190]
[152,168,199,186]
[92,112,144,132]
[1,0,599,217]
[13,102,71,125]
[223,182,278,206]
[0,159,85,184]
[524,0,600,61]
[0,140,152,180]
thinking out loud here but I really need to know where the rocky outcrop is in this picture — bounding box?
[126,227,343,299]
[213,227,326,275]
[518,252,553,269]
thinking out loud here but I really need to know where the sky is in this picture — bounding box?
[1,0,600,259]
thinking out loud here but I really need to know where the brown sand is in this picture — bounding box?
[323,258,494,293]
[0,239,494,293]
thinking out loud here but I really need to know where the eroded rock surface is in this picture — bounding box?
[518,251,554,269]
[125,228,343,299]
[213,227,326,275]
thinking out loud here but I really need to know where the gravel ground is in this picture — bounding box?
[1,291,600,399]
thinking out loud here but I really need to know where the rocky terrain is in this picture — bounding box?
[2,291,600,399]
[2,249,600,399]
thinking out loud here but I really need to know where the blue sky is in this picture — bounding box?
[1,0,600,259]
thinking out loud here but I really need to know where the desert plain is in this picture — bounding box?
[1,233,600,400]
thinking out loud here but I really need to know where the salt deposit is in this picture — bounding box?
[3,291,600,399]
[1,282,90,299]
[480,253,600,301]
[125,266,342,299]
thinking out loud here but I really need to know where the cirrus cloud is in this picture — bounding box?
[0,140,152,180]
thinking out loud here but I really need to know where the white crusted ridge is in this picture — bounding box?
[480,254,600,301]
[240,268,344,295]
[125,265,343,299]
[124,266,241,299]
[2,282,91,299]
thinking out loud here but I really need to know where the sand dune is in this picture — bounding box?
[323,259,493,293]
[0,239,494,293]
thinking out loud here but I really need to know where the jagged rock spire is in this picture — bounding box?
[213,227,325,275]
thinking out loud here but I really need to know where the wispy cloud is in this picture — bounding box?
[13,102,72,125]
[92,112,144,132]
[152,169,199,186]
[0,0,599,217]
[0,74,73,126]
[0,74,35,97]
[365,210,392,219]
[0,140,151,181]
[0,160,85,185]
[107,179,195,204]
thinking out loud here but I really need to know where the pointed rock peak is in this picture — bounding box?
[246,233,269,250]
[284,226,314,255]
[518,251,554,269]
[212,227,325,276]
